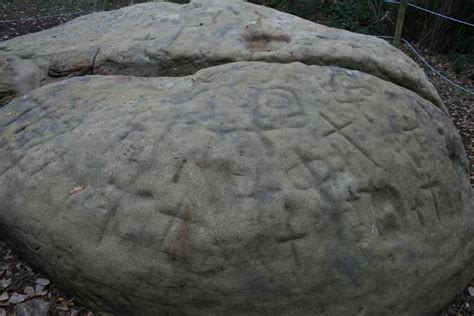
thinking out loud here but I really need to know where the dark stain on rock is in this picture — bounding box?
[244,32,290,53]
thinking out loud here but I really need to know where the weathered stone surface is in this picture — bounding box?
[0,0,471,314]
[0,0,443,108]
[0,55,41,107]
[0,62,472,315]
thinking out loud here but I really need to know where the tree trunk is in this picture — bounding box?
[426,0,467,53]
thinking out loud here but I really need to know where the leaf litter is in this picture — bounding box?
[0,241,90,315]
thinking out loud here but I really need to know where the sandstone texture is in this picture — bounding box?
[0,55,41,106]
[0,0,443,108]
[0,61,473,315]
[0,0,473,315]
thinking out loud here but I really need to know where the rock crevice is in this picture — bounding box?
[0,0,443,109]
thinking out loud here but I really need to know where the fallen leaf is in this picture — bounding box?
[35,290,47,297]
[468,286,474,297]
[0,293,8,302]
[69,186,85,195]
[0,279,11,289]
[34,284,47,296]
[35,278,50,286]
[8,293,27,304]
[56,305,69,311]
[24,286,35,297]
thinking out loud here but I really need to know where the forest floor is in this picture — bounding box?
[0,3,473,316]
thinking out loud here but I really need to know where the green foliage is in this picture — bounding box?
[10,0,474,65]
[323,1,390,33]
[250,0,396,34]
[265,0,289,8]
[253,0,473,66]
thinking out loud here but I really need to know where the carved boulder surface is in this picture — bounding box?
[0,0,443,108]
[0,55,42,106]
[0,62,472,315]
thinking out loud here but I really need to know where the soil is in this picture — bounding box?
[0,3,473,315]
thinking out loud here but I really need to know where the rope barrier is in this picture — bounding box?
[384,0,474,27]
[378,35,474,95]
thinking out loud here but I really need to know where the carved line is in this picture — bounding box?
[319,111,381,168]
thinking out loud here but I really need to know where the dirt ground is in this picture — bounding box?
[0,3,473,316]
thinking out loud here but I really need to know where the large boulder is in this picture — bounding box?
[0,61,473,315]
[0,0,443,108]
[0,0,472,314]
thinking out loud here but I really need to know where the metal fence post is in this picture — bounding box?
[393,0,408,47]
